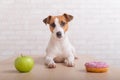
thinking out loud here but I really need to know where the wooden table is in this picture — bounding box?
[0,54,120,80]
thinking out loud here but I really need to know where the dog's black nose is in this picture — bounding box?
[56,31,62,38]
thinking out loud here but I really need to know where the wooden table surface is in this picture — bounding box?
[0,54,120,80]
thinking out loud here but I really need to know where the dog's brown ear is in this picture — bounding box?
[43,15,52,24]
[63,13,73,22]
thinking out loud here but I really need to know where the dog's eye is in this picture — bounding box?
[61,21,66,27]
[50,23,56,28]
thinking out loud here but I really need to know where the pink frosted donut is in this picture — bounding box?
[85,61,109,73]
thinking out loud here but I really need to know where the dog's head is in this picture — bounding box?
[43,13,73,39]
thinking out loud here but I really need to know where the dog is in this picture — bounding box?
[43,13,77,68]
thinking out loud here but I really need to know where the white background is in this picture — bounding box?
[0,0,120,66]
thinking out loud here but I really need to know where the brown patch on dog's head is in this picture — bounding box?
[43,16,55,32]
[57,15,68,32]
[63,13,73,22]
[43,15,52,24]
[57,13,73,32]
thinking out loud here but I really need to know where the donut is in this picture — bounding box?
[85,61,109,73]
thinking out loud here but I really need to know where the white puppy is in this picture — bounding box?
[43,13,77,68]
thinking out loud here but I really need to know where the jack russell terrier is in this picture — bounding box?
[43,13,77,68]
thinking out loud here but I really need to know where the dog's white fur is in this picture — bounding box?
[45,17,76,68]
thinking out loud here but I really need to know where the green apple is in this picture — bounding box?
[14,55,34,73]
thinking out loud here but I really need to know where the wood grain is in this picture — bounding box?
[0,54,120,80]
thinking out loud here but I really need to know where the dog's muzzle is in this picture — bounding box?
[56,31,62,38]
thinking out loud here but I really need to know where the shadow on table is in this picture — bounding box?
[2,70,19,74]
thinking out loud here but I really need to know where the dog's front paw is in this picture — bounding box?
[48,62,56,68]
[64,59,75,67]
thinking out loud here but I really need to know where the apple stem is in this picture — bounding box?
[21,54,24,57]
